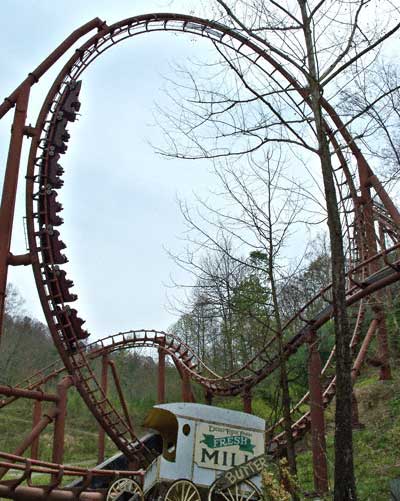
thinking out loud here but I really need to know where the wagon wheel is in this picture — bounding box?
[107,478,144,500]
[165,479,202,501]
[208,479,261,501]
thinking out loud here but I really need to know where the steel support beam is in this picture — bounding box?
[97,355,108,465]
[181,369,193,402]
[0,19,106,119]
[31,398,42,460]
[0,409,57,480]
[157,346,166,404]
[0,384,58,402]
[0,85,30,346]
[52,377,72,470]
[243,390,252,414]
[352,318,379,378]
[108,360,135,440]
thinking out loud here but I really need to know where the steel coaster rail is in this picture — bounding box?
[0,12,398,497]
[22,14,390,455]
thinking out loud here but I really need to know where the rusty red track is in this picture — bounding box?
[0,11,398,499]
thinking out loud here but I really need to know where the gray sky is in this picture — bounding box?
[0,0,221,337]
[4,1,395,342]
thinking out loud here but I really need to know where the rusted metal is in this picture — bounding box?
[352,319,379,377]
[52,377,72,470]
[182,370,192,402]
[108,360,135,440]
[18,11,400,467]
[157,345,166,404]
[0,451,144,476]
[368,174,400,227]
[0,18,106,119]
[243,390,252,414]
[0,12,399,499]
[0,408,58,480]
[0,384,58,402]
[31,398,42,460]
[0,84,30,346]
[0,484,105,501]
[97,355,109,465]
[308,336,328,495]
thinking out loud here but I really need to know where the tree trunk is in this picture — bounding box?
[268,251,297,479]
[299,1,357,498]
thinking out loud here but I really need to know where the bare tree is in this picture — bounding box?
[169,150,308,481]
[158,1,400,497]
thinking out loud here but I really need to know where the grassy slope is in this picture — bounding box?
[0,364,398,497]
[296,368,400,500]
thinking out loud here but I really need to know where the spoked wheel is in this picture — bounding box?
[165,479,202,501]
[208,479,261,501]
[107,478,144,500]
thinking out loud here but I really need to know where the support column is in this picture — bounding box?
[243,389,252,414]
[357,157,391,380]
[157,346,166,404]
[0,408,57,480]
[97,355,108,464]
[0,85,30,345]
[352,318,378,378]
[308,337,328,495]
[205,390,213,406]
[31,398,42,460]
[52,377,72,469]
[108,360,135,440]
[181,370,192,402]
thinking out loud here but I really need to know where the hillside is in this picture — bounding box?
[296,369,400,500]
[0,289,399,498]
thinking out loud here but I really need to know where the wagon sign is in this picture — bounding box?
[213,453,271,490]
[194,422,264,471]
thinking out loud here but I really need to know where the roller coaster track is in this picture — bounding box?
[0,11,398,499]
[0,244,398,496]
[5,232,400,438]
[21,12,400,464]
[0,452,143,500]
[0,296,362,442]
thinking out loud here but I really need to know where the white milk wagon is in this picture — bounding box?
[107,402,267,500]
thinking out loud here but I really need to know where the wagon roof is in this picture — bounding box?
[149,403,265,431]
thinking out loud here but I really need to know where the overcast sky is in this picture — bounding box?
[0,0,224,338]
[4,1,394,342]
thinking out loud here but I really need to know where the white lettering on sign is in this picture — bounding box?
[194,422,264,471]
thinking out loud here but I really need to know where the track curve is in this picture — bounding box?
[23,12,400,463]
